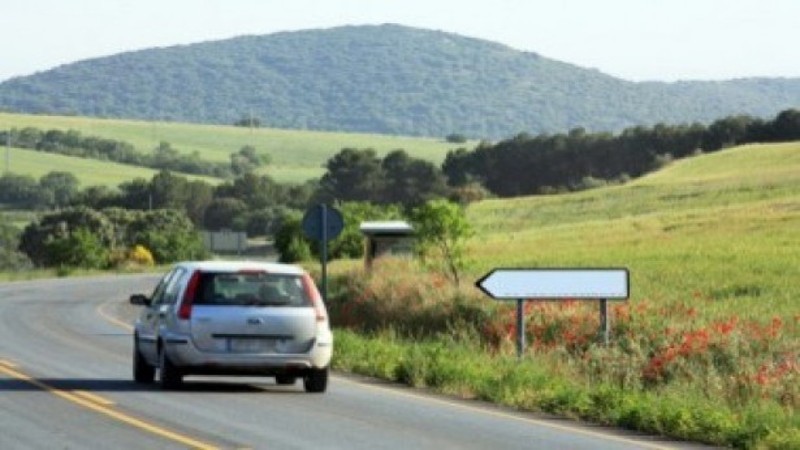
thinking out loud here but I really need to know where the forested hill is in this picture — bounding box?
[1,24,799,139]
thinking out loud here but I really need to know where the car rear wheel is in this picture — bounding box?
[158,345,183,390]
[303,367,328,393]
[275,375,296,385]
[133,337,155,383]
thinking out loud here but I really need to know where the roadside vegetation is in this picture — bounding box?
[325,142,800,449]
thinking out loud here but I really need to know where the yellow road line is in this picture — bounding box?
[72,390,116,407]
[0,359,19,368]
[0,364,219,450]
[96,301,134,332]
[334,376,676,450]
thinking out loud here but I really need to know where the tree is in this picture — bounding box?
[442,148,478,187]
[150,170,190,210]
[445,133,467,144]
[218,172,284,210]
[184,180,214,226]
[703,115,755,151]
[203,198,248,231]
[381,150,449,209]
[769,109,800,141]
[239,205,294,237]
[316,148,384,203]
[73,185,120,209]
[118,178,152,210]
[234,116,261,128]
[231,145,262,176]
[151,141,180,168]
[409,199,473,287]
[0,173,49,208]
[39,171,80,208]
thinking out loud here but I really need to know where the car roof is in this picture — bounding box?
[174,260,306,275]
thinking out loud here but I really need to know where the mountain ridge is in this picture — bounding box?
[1,24,799,139]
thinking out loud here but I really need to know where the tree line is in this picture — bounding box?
[442,109,800,197]
[0,127,268,178]
[0,146,461,270]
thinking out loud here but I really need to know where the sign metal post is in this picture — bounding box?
[302,204,344,302]
[476,268,629,357]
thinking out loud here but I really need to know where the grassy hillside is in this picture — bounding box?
[330,141,800,448]
[0,112,460,184]
[467,142,800,315]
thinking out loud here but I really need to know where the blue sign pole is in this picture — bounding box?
[301,204,343,304]
[321,204,329,302]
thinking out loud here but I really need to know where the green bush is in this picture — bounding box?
[0,221,32,271]
[19,207,115,267]
[44,227,109,269]
[129,209,207,263]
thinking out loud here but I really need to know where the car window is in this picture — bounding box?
[193,272,311,307]
[149,268,178,305]
[158,268,188,305]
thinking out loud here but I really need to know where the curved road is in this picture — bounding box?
[0,275,708,449]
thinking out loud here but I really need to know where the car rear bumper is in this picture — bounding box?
[163,331,332,374]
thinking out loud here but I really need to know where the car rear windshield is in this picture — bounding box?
[192,271,311,307]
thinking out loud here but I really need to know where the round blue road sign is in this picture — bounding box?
[302,204,344,241]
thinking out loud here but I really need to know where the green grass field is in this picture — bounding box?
[3,146,220,187]
[0,112,462,184]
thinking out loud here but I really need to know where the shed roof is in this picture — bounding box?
[359,221,414,235]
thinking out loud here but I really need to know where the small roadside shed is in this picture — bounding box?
[359,221,414,268]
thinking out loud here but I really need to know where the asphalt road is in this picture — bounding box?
[0,275,711,449]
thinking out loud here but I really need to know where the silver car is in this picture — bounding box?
[130,261,333,392]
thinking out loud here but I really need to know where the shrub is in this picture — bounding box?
[129,209,207,263]
[44,227,109,269]
[19,206,115,266]
[128,245,155,266]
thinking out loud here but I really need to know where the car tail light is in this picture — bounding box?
[178,270,201,320]
[302,273,326,322]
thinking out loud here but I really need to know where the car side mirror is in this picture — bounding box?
[129,294,151,306]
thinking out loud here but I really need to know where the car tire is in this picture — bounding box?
[158,345,183,390]
[133,337,155,383]
[275,375,296,385]
[303,367,328,393]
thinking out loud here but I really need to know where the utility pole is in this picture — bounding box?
[5,131,10,174]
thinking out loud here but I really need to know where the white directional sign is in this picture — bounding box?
[476,268,629,300]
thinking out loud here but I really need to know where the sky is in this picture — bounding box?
[1,0,799,83]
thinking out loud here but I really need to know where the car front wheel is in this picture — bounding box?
[158,345,183,390]
[133,337,155,384]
